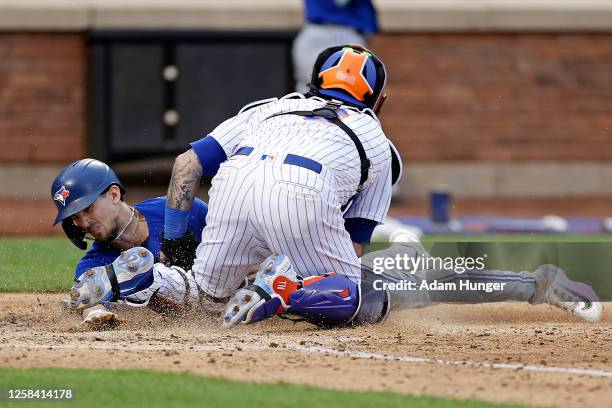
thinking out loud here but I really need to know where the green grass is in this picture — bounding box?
[0,237,81,292]
[0,367,523,408]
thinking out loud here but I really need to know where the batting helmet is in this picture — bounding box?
[51,158,125,226]
[309,45,387,113]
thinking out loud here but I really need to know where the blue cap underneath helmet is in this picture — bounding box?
[318,89,367,108]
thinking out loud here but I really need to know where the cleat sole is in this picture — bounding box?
[220,288,262,328]
[68,247,154,310]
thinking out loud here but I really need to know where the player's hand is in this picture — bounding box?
[80,305,121,330]
[161,232,198,271]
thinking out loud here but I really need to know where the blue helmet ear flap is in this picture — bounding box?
[62,219,88,250]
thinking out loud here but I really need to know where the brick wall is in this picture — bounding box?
[1,33,611,166]
[1,32,612,236]
[371,34,612,162]
[0,33,85,164]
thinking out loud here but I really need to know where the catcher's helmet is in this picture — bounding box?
[51,158,125,226]
[309,45,387,113]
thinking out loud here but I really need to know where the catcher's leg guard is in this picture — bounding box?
[288,274,390,328]
[68,247,154,310]
[220,253,390,328]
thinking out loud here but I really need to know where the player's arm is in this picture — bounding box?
[164,112,247,240]
[351,238,367,257]
[161,149,204,267]
[162,112,248,267]
[346,219,378,257]
[161,196,209,269]
[167,148,203,213]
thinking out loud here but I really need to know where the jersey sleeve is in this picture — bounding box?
[208,112,250,157]
[191,98,280,170]
[189,112,250,175]
[74,241,119,279]
[189,136,227,177]
[343,157,392,223]
[344,218,379,245]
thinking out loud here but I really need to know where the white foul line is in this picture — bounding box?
[2,342,611,378]
[282,343,612,379]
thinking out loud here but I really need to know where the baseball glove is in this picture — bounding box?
[160,232,198,271]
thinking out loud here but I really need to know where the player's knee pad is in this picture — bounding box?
[288,274,390,328]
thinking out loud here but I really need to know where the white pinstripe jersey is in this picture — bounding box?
[209,93,393,223]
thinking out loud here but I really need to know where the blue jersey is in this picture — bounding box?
[304,0,378,35]
[74,197,208,278]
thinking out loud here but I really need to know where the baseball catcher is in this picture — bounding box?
[159,44,399,301]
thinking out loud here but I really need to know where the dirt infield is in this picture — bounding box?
[1,293,610,407]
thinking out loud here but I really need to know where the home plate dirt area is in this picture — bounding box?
[1,293,610,407]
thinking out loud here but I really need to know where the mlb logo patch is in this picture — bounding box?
[54,186,70,206]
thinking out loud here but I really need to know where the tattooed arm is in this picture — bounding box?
[167,149,203,211]
[161,149,203,264]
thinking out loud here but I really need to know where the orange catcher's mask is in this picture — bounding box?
[309,45,387,113]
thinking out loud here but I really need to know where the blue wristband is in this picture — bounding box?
[164,207,190,239]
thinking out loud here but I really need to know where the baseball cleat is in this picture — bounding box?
[68,247,155,310]
[550,299,603,322]
[533,265,603,322]
[220,253,298,328]
[220,287,267,328]
[546,279,603,322]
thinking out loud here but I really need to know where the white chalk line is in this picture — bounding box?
[284,344,612,379]
[1,342,611,379]
[0,343,234,353]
